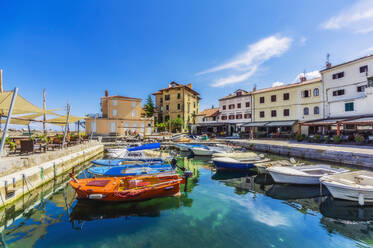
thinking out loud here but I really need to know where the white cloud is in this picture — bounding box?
[272,81,284,87]
[294,70,321,82]
[299,37,307,46]
[364,46,373,53]
[197,35,293,87]
[321,0,373,34]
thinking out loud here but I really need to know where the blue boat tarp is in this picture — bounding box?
[127,143,161,152]
[88,164,173,176]
[92,157,165,166]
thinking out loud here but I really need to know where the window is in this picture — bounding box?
[260,111,265,118]
[271,110,277,117]
[177,93,181,99]
[177,103,181,110]
[260,97,265,103]
[303,107,309,115]
[237,91,242,96]
[332,72,344,79]
[177,114,180,118]
[244,113,251,119]
[165,95,170,101]
[132,110,136,117]
[271,95,276,102]
[357,85,366,92]
[193,102,196,108]
[245,102,250,107]
[229,104,235,109]
[165,115,170,122]
[369,77,373,87]
[223,105,226,110]
[283,109,289,116]
[221,115,227,120]
[160,98,163,104]
[132,102,137,107]
[112,100,117,106]
[112,109,117,116]
[313,88,319,96]
[229,115,235,120]
[302,90,310,98]
[333,89,345,96]
[166,105,169,111]
[237,103,241,108]
[345,102,354,112]
[360,65,368,73]
[283,93,289,100]
[314,106,320,115]
[236,114,242,119]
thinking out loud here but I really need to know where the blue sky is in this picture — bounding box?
[1,0,373,119]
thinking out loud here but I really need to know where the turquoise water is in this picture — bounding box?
[2,156,373,248]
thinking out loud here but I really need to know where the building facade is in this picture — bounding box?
[152,81,200,131]
[218,89,252,135]
[194,108,220,135]
[249,77,323,135]
[321,55,373,118]
[85,91,153,136]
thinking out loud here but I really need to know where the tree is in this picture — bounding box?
[170,118,183,133]
[144,95,155,118]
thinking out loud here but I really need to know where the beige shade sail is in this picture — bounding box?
[0,113,44,125]
[46,115,85,126]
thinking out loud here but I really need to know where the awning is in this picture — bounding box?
[47,115,85,126]
[242,122,269,127]
[341,116,373,126]
[300,118,347,126]
[265,121,297,127]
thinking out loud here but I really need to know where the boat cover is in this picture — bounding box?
[127,143,161,151]
[88,164,173,176]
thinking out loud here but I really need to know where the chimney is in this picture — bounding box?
[253,84,257,91]
[105,90,108,97]
[0,69,3,93]
[300,75,307,82]
[187,83,192,88]
[326,63,332,69]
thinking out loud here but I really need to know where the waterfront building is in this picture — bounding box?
[218,89,252,135]
[247,77,323,137]
[194,107,220,135]
[85,91,153,136]
[321,54,373,118]
[152,81,200,131]
[300,55,373,137]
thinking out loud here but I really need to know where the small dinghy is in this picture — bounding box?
[255,158,303,174]
[70,174,184,202]
[320,171,373,205]
[212,152,259,158]
[88,164,173,177]
[268,165,348,185]
[212,156,269,170]
[189,145,230,156]
[175,144,208,152]
[92,157,165,166]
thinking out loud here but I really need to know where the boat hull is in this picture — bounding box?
[268,170,321,185]
[213,160,255,171]
[189,148,215,156]
[322,181,373,203]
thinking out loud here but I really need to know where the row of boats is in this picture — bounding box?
[175,143,373,206]
[69,143,191,202]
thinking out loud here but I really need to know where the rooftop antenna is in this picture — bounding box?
[326,53,330,65]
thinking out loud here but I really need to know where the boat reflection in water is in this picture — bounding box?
[320,197,373,245]
[70,194,193,223]
[266,184,326,200]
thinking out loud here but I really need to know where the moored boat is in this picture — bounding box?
[189,145,228,156]
[320,170,373,205]
[268,165,348,185]
[70,174,184,202]
[92,157,166,166]
[88,164,173,177]
[212,157,269,170]
[212,151,259,158]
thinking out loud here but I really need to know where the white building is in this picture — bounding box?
[218,89,252,134]
[321,54,373,118]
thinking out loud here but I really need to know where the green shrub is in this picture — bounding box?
[249,143,253,149]
[324,136,330,143]
[314,134,321,143]
[354,134,365,144]
[296,133,304,142]
[333,135,341,143]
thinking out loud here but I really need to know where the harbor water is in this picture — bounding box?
[1,155,373,248]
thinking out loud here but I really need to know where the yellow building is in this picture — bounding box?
[85,91,153,136]
[250,77,322,135]
[152,81,200,131]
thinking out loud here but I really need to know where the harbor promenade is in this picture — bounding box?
[224,139,373,168]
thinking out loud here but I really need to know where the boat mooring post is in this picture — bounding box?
[0,87,18,157]
[62,103,70,148]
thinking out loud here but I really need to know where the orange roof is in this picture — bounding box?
[251,77,321,94]
[152,82,200,96]
[197,108,219,117]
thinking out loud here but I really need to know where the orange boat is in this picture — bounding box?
[69,173,184,202]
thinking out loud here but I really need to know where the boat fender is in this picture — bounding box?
[88,194,104,200]
[358,193,365,206]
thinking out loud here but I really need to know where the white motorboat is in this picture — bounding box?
[268,165,348,185]
[189,146,229,156]
[212,152,260,158]
[255,158,304,174]
[212,156,269,170]
[321,171,373,205]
